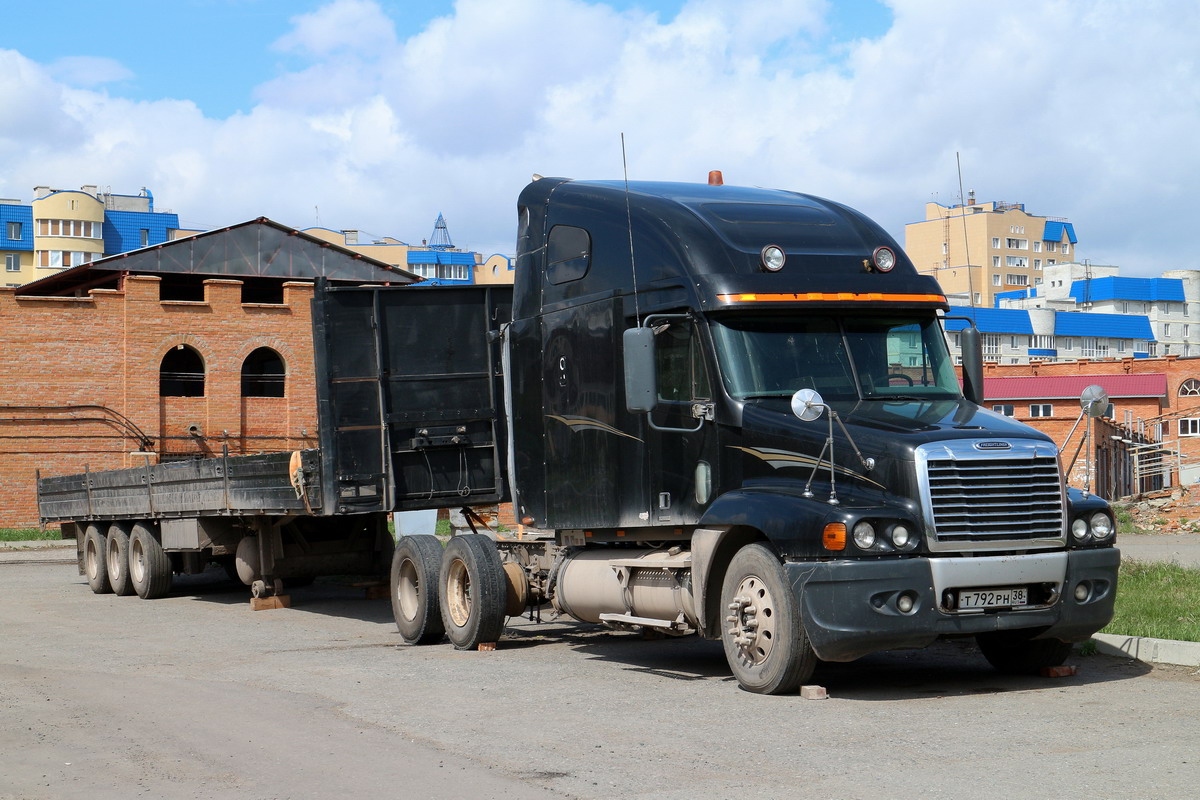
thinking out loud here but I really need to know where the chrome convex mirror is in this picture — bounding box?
[791,388,826,421]
[1081,384,1110,419]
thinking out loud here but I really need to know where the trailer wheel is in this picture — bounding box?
[105,523,135,596]
[390,535,445,644]
[83,524,112,595]
[976,630,1073,675]
[129,523,172,600]
[720,543,816,695]
[439,534,506,650]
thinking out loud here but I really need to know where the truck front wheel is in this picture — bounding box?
[720,544,816,695]
[83,524,111,595]
[391,535,446,644]
[976,630,1073,675]
[439,534,506,650]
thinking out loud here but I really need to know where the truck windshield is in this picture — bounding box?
[710,314,961,401]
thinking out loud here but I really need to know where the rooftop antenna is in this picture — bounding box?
[314,205,320,226]
[430,213,454,249]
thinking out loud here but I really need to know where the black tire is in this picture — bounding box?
[391,535,445,644]
[129,522,172,600]
[83,524,112,595]
[438,534,506,650]
[976,630,1074,675]
[720,543,816,695]
[105,523,135,596]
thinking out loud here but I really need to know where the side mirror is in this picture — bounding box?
[623,327,657,413]
[959,326,984,406]
[791,388,826,421]
[1081,385,1110,418]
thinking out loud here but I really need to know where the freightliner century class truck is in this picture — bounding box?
[39,175,1119,694]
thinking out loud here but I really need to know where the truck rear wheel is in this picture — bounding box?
[391,535,445,644]
[976,630,1073,675]
[83,524,112,594]
[105,523,135,596]
[439,534,506,650]
[720,543,816,695]
[129,523,172,600]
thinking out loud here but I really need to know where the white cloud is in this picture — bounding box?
[45,55,134,88]
[0,0,1198,272]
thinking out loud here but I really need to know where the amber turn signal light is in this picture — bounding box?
[823,522,847,551]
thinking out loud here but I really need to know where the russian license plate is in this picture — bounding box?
[958,587,1028,610]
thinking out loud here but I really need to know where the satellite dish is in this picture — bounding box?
[1080,385,1110,418]
[791,388,826,422]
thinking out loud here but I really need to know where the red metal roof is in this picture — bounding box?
[984,373,1167,401]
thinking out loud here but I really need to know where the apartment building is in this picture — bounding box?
[0,186,180,288]
[905,193,1077,307]
[942,306,1154,365]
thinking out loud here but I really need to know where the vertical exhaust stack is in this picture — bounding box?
[708,170,724,186]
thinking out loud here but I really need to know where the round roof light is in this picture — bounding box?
[872,246,896,273]
[761,244,786,272]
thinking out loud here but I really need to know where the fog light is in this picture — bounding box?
[761,244,786,272]
[1071,518,1090,540]
[897,593,916,613]
[1090,512,1114,539]
[1074,582,1091,602]
[891,524,911,548]
[853,521,876,549]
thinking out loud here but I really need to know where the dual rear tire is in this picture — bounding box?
[390,534,507,650]
[82,521,172,599]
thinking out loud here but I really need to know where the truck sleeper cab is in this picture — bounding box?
[387,176,1118,694]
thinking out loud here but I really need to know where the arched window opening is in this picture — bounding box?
[1179,378,1200,397]
[160,345,205,397]
[242,347,285,397]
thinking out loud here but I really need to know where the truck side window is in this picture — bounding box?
[546,225,591,285]
[656,323,710,403]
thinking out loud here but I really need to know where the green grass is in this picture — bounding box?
[1102,560,1200,642]
[0,527,61,542]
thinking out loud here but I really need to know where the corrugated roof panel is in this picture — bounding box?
[985,373,1166,401]
[1054,310,1155,340]
[1043,220,1077,244]
[407,250,477,265]
[993,288,1037,306]
[1068,277,1184,303]
[943,306,1034,334]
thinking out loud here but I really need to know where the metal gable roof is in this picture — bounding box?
[985,373,1167,401]
[943,306,1034,334]
[1042,220,1077,244]
[1069,276,1184,303]
[1054,310,1155,340]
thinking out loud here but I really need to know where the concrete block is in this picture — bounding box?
[250,595,291,611]
[800,685,828,700]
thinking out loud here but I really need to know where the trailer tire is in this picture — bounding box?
[439,534,506,650]
[129,523,172,600]
[976,630,1074,675]
[390,535,445,644]
[83,524,112,595]
[105,523,135,596]
[720,543,816,695]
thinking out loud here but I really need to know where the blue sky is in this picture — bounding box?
[1,0,1197,274]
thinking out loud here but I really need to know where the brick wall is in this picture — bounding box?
[0,276,318,526]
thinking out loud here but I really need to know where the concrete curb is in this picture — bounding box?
[1091,632,1200,668]
[0,539,74,550]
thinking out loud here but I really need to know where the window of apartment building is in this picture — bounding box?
[1033,259,1042,270]
[1179,378,1200,397]
[992,274,1001,286]
[1006,256,1028,269]
[4,254,18,272]
[1164,323,1172,338]
[1010,335,1024,348]
[1006,274,1028,286]
[1032,335,1053,349]
[1030,404,1053,417]
[1116,340,1126,353]
[1062,242,1070,255]
[36,250,96,269]
[241,347,286,398]
[1180,418,1200,437]
[1185,324,1191,338]
[973,293,982,304]
[1062,338,1073,350]
[1034,277,1043,285]
[5,283,18,288]
[1047,259,1056,266]
[160,345,205,397]
[1006,238,1028,249]
[991,237,1000,249]
[1165,344,1173,355]
[1033,241,1041,252]
[993,404,1014,416]
[35,219,99,238]
[992,256,1000,268]
[1147,342,1158,356]
[6,221,21,240]
[1046,242,1057,252]
[1081,338,1108,358]
[941,242,947,255]
[982,333,1001,355]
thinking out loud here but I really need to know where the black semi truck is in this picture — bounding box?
[39,176,1119,694]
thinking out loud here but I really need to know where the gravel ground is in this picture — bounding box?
[2,559,1200,799]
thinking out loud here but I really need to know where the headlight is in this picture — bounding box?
[1090,512,1114,540]
[872,246,896,272]
[761,244,786,272]
[1071,518,1090,540]
[890,524,911,548]
[852,521,877,549]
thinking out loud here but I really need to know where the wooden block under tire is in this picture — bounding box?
[477,642,497,652]
[250,595,291,611]
[1040,665,1079,678]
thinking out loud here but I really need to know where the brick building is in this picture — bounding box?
[0,219,416,526]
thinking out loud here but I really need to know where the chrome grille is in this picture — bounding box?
[918,441,1065,552]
